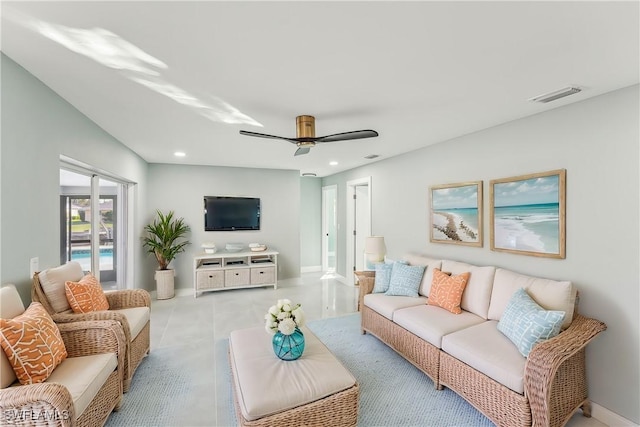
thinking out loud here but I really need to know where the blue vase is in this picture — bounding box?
[272,328,305,360]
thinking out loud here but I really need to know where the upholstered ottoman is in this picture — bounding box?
[229,326,359,427]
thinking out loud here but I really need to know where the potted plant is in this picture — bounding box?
[143,210,191,299]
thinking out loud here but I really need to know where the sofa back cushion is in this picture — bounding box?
[1,284,24,388]
[403,254,442,297]
[441,260,496,319]
[488,268,576,329]
[38,262,84,313]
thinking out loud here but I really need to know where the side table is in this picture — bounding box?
[353,270,375,311]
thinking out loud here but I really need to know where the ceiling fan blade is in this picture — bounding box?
[315,130,379,143]
[239,130,297,143]
[294,147,311,156]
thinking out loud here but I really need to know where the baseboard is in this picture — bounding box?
[592,403,638,427]
[301,265,322,273]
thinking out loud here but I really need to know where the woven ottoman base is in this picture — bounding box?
[229,326,359,427]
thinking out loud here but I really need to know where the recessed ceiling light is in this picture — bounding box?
[364,154,380,159]
[174,151,186,157]
[528,86,582,103]
[329,161,338,166]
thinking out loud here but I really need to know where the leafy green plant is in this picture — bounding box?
[143,210,191,270]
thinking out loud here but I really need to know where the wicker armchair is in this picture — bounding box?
[31,262,150,392]
[1,284,126,427]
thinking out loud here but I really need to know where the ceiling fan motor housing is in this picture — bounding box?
[296,115,316,139]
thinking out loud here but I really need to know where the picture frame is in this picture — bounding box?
[430,181,483,247]
[490,169,566,258]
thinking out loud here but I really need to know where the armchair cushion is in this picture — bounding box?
[37,261,84,313]
[46,353,117,417]
[113,307,150,340]
[0,302,68,384]
[0,284,24,388]
[65,274,109,313]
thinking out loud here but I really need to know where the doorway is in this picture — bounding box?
[322,185,337,273]
[346,177,372,285]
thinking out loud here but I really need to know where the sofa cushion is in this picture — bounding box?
[0,303,68,385]
[441,260,495,319]
[46,353,117,418]
[113,307,150,340]
[385,263,425,297]
[65,274,110,313]
[427,269,470,314]
[363,293,427,320]
[38,262,84,313]
[442,320,526,394]
[497,288,565,357]
[488,268,576,329]
[393,304,485,348]
[403,254,442,297]
[0,284,24,388]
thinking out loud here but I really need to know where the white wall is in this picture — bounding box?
[323,85,640,423]
[145,164,301,291]
[0,55,149,303]
[300,177,322,269]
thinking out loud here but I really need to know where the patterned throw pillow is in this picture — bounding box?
[372,263,393,293]
[385,263,425,297]
[427,268,470,314]
[65,274,109,313]
[0,302,68,384]
[497,288,566,357]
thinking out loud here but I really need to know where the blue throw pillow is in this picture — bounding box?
[385,263,425,297]
[497,288,566,357]
[372,263,394,293]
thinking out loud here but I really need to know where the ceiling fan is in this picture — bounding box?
[239,115,379,156]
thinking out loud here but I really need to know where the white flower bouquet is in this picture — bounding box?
[264,299,306,335]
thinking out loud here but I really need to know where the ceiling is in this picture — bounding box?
[2,1,638,177]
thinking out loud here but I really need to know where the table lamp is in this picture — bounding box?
[364,236,386,264]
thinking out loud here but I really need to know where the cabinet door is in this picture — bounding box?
[250,267,275,285]
[196,270,224,290]
[225,269,250,287]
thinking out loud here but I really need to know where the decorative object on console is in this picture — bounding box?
[490,169,566,259]
[364,236,386,268]
[143,210,191,300]
[201,242,217,254]
[430,181,483,247]
[249,243,267,252]
[225,243,244,252]
[265,299,306,360]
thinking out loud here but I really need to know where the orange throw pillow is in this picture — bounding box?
[65,274,109,313]
[427,268,470,314]
[0,302,67,384]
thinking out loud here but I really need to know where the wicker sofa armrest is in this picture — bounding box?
[355,271,375,312]
[524,313,607,427]
[0,382,75,426]
[105,289,151,310]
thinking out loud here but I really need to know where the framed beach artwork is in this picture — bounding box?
[430,181,483,247]
[490,169,566,258]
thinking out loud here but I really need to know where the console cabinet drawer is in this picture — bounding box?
[196,270,224,290]
[225,269,250,287]
[251,267,275,285]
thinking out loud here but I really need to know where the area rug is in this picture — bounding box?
[106,313,493,426]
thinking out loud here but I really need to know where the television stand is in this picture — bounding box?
[193,250,278,297]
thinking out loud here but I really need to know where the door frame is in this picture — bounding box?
[346,176,372,286]
[321,185,338,272]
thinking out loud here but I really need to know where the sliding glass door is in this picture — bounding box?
[60,168,127,289]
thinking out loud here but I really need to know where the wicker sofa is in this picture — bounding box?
[358,254,606,427]
[1,284,126,427]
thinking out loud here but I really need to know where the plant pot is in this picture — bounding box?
[155,269,175,300]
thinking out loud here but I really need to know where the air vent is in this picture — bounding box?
[301,173,317,177]
[529,86,582,103]
[364,154,380,160]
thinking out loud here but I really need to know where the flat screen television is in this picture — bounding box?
[204,196,261,231]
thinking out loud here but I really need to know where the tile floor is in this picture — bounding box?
[149,271,604,427]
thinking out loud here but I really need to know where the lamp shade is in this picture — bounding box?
[364,236,386,262]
